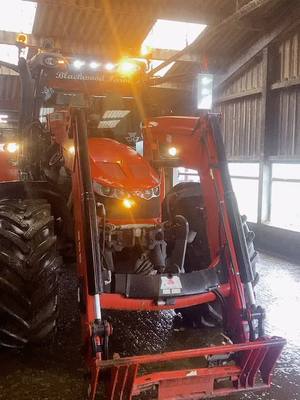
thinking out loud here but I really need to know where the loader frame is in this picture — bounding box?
[72,109,285,399]
[95,337,285,400]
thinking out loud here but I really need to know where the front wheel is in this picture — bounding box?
[163,182,258,328]
[0,199,61,348]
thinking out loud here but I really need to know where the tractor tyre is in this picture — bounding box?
[163,182,258,328]
[241,214,259,286]
[0,199,61,348]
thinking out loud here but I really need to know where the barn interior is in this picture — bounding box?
[0,1,299,399]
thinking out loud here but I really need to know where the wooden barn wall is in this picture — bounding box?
[214,58,263,161]
[0,75,19,111]
[271,29,300,159]
[214,25,300,162]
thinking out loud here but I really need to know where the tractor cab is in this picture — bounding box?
[43,68,168,276]
[47,89,141,145]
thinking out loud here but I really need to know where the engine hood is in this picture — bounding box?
[88,138,160,190]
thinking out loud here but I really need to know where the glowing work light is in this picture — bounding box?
[118,60,139,76]
[73,59,85,69]
[6,142,19,153]
[16,33,28,45]
[122,198,135,209]
[168,147,178,157]
[68,145,75,155]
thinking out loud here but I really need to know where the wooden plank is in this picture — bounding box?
[214,88,262,104]
[271,77,300,90]
[151,48,201,63]
[0,31,200,63]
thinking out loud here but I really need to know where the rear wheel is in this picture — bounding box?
[0,199,61,348]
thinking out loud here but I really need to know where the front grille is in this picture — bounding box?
[96,195,161,221]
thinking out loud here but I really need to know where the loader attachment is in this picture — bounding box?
[70,108,285,400]
[88,336,285,400]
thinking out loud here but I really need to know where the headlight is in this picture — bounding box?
[159,143,180,159]
[101,186,114,197]
[68,145,75,155]
[152,186,160,197]
[5,142,19,153]
[134,186,160,200]
[93,182,130,199]
[167,146,178,157]
[93,181,160,200]
[122,198,135,209]
[141,189,152,200]
[93,181,120,198]
[115,189,127,199]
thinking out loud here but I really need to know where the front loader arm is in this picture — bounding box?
[71,109,111,398]
[143,114,260,341]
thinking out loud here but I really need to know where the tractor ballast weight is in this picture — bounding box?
[0,53,285,399]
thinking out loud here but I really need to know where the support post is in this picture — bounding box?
[257,47,274,224]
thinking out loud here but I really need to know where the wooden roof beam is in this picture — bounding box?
[0,30,202,64]
[214,15,300,89]
[147,0,278,78]
[0,30,38,48]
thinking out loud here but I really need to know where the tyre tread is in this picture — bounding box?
[0,199,61,348]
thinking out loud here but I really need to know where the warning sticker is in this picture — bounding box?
[160,276,182,295]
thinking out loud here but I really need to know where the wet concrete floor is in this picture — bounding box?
[0,253,299,399]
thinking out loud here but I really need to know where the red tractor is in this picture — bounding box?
[0,51,285,399]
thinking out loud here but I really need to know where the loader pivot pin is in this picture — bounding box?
[91,319,112,359]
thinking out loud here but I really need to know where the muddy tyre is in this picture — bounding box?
[164,182,258,327]
[0,199,61,348]
[163,182,258,278]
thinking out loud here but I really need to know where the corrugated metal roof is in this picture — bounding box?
[0,0,298,113]
[31,0,236,58]
[0,0,235,112]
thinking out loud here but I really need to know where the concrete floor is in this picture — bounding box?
[0,253,299,399]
